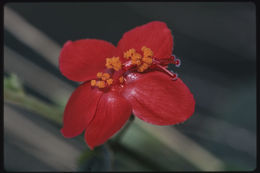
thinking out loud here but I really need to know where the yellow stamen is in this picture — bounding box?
[131,59,142,65]
[97,72,103,78]
[119,76,124,83]
[101,73,110,80]
[142,46,153,57]
[138,63,150,72]
[96,81,106,88]
[123,46,154,72]
[91,46,154,90]
[124,48,136,59]
[91,80,96,86]
[132,53,142,60]
[105,58,112,69]
[105,57,122,71]
[106,78,113,85]
[142,57,153,64]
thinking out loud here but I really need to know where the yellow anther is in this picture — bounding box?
[141,46,147,51]
[124,48,136,59]
[105,57,122,71]
[105,58,113,69]
[106,79,113,85]
[142,46,153,58]
[119,76,124,83]
[143,63,149,69]
[97,72,103,78]
[123,46,154,71]
[138,63,150,72]
[131,59,141,65]
[96,81,106,88]
[113,64,121,71]
[132,53,142,60]
[101,73,110,80]
[137,68,144,72]
[142,57,153,64]
[91,80,96,86]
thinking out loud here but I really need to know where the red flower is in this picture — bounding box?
[59,21,195,149]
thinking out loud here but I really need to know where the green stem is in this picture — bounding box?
[108,140,166,171]
[114,114,135,142]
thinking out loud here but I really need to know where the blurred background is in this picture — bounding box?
[3,2,256,171]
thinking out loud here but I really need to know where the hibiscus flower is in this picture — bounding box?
[59,21,195,149]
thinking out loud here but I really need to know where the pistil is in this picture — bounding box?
[155,64,178,80]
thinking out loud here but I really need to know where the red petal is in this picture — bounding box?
[61,82,102,137]
[122,71,195,125]
[59,39,118,82]
[84,91,132,149]
[117,21,173,59]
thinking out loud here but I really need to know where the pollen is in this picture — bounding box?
[131,58,142,65]
[137,63,150,72]
[101,73,110,80]
[123,46,154,72]
[124,48,136,59]
[106,78,113,85]
[142,57,153,64]
[92,71,114,88]
[105,58,113,69]
[97,72,103,78]
[132,53,142,60]
[96,81,106,88]
[91,80,96,86]
[142,46,153,58]
[106,57,122,71]
[119,76,124,83]
[90,45,179,90]
[131,52,142,65]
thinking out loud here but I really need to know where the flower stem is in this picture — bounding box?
[114,114,135,142]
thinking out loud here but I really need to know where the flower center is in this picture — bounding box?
[124,46,153,72]
[90,46,181,89]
